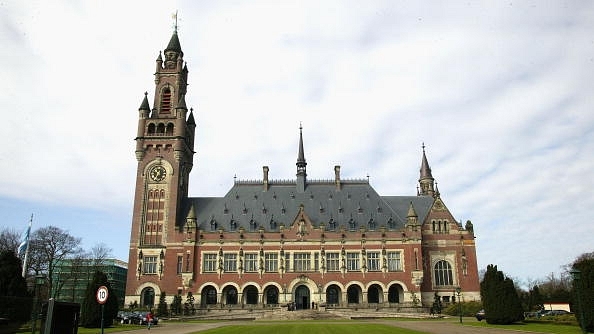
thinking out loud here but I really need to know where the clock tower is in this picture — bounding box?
[126,28,196,303]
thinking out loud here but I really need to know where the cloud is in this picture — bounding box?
[0,0,592,280]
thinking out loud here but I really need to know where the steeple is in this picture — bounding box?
[296,124,307,193]
[163,29,184,70]
[419,143,435,197]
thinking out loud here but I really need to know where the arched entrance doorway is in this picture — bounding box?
[141,287,155,308]
[367,284,382,303]
[325,285,341,306]
[264,286,279,305]
[388,284,403,303]
[295,285,310,310]
[201,285,218,306]
[222,286,238,305]
[243,285,259,305]
[347,285,361,304]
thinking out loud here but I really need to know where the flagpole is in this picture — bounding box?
[21,214,33,278]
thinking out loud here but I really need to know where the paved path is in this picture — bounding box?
[116,319,538,334]
[375,319,539,334]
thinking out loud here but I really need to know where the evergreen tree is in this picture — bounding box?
[571,253,594,332]
[171,294,182,315]
[528,285,544,311]
[80,271,118,328]
[184,291,195,315]
[157,291,168,317]
[480,264,524,324]
[431,292,442,314]
[0,250,31,321]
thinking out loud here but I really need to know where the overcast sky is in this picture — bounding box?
[1,1,593,285]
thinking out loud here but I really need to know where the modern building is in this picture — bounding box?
[125,28,480,310]
[52,258,128,307]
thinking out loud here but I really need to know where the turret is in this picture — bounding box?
[418,143,435,197]
[296,125,307,193]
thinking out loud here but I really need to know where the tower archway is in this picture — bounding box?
[141,287,155,308]
[295,285,310,309]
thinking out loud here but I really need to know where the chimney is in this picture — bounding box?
[263,166,269,191]
[334,165,341,191]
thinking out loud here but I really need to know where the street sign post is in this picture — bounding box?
[96,286,109,334]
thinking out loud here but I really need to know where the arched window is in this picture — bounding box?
[347,286,360,304]
[244,286,258,304]
[265,286,278,305]
[166,123,174,135]
[328,218,336,231]
[348,218,356,231]
[368,218,375,231]
[326,285,340,305]
[434,260,453,286]
[161,87,172,113]
[367,285,381,303]
[148,123,156,135]
[388,284,401,303]
[224,287,238,305]
[387,217,396,229]
[206,287,217,305]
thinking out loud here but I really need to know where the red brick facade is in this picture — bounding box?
[125,30,480,310]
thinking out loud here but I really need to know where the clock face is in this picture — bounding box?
[149,166,166,182]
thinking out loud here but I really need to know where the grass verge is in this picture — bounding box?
[192,323,427,334]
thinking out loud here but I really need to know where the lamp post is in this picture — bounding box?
[455,286,462,324]
[570,269,586,334]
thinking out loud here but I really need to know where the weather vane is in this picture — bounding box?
[172,11,179,32]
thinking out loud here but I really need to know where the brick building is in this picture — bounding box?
[125,29,480,310]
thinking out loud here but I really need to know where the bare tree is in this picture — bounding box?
[0,228,20,254]
[90,242,113,267]
[27,226,83,298]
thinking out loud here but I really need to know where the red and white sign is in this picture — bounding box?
[96,286,109,305]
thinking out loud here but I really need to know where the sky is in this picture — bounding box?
[1,0,593,286]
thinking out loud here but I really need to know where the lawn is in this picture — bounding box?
[192,323,426,334]
[464,319,584,334]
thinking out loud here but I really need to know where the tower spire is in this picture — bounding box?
[296,124,307,192]
[419,143,435,197]
[172,11,178,33]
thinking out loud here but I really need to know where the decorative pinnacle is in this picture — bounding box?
[172,11,179,32]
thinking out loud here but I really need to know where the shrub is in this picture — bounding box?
[443,301,483,317]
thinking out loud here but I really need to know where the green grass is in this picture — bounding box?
[192,323,427,334]
[464,319,584,334]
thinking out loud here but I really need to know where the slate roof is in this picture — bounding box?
[188,180,434,233]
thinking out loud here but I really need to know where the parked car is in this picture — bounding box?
[136,312,158,326]
[116,311,133,324]
[541,310,571,317]
[475,309,486,321]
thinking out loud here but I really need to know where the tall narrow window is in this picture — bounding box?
[326,253,340,271]
[143,256,157,274]
[176,255,183,274]
[367,252,380,271]
[293,253,311,272]
[387,252,402,271]
[264,253,278,272]
[346,253,360,271]
[161,87,172,113]
[223,254,237,272]
[244,253,258,272]
[434,260,453,286]
[203,254,217,273]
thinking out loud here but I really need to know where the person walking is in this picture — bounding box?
[146,312,153,330]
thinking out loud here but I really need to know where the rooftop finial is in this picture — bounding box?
[172,11,179,33]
